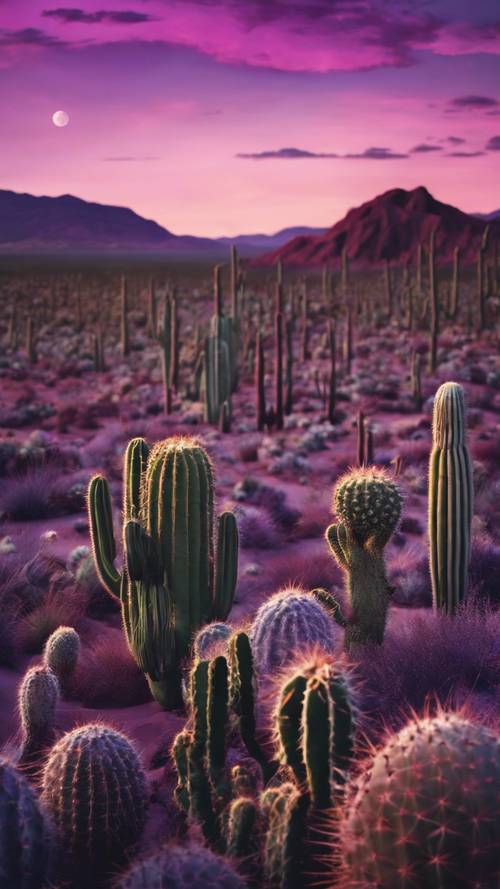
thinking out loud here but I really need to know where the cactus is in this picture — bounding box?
[274,656,356,810]
[42,724,148,885]
[411,348,423,410]
[118,843,247,889]
[450,244,460,320]
[88,436,239,708]
[250,587,337,675]
[326,319,336,423]
[0,756,50,888]
[256,329,266,431]
[284,318,293,415]
[477,224,490,331]
[339,713,500,889]
[274,295,284,431]
[18,666,59,776]
[194,621,233,660]
[429,382,473,613]
[343,306,352,376]
[204,265,237,424]
[26,316,37,364]
[43,626,79,694]
[262,782,308,889]
[120,274,129,357]
[326,468,402,648]
[428,227,439,372]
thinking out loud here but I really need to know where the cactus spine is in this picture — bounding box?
[326,468,402,648]
[88,436,239,708]
[42,724,148,885]
[0,757,50,888]
[429,382,473,613]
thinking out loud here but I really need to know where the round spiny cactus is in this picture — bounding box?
[18,666,59,775]
[339,712,500,889]
[41,723,148,885]
[194,621,233,660]
[118,843,246,889]
[250,587,337,675]
[334,467,402,545]
[43,625,80,691]
[0,756,50,888]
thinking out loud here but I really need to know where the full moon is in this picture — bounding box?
[52,110,70,128]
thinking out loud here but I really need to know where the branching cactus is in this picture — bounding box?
[43,626,79,695]
[274,656,356,810]
[429,381,473,613]
[88,436,239,708]
[326,467,402,648]
[42,723,148,886]
[0,756,51,888]
[17,666,59,777]
[339,713,500,889]
[250,587,337,675]
[118,843,247,889]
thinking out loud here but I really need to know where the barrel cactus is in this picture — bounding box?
[88,436,239,708]
[339,712,500,889]
[41,723,148,885]
[429,381,473,613]
[43,626,79,693]
[17,666,59,775]
[194,621,233,659]
[250,587,337,675]
[0,757,50,889]
[118,843,246,889]
[326,467,402,648]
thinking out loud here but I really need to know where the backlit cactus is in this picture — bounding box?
[429,381,473,613]
[339,713,500,889]
[18,666,59,776]
[118,843,247,889]
[0,757,50,889]
[88,436,239,708]
[42,723,148,885]
[194,621,233,659]
[326,467,402,648]
[274,656,356,810]
[250,587,337,675]
[43,625,79,694]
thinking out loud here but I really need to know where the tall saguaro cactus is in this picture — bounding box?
[429,382,473,613]
[88,436,239,708]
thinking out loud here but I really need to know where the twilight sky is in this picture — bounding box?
[1,0,499,236]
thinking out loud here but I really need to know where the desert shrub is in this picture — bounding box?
[235,505,282,550]
[18,583,85,654]
[70,631,150,707]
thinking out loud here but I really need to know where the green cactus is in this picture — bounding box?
[0,756,50,889]
[88,436,238,708]
[339,713,500,889]
[262,782,308,889]
[17,666,59,777]
[274,657,356,810]
[429,381,473,613]
[41,723,148,886]
[43,625,79,695]
[229,632,277,783]
[203,265,237,424]
[326,467,402,648]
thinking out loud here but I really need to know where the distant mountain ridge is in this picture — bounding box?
[255,186,499,267]
[217,226,327,254]
[473,210,500,222]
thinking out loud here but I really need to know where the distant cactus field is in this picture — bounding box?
[0,238,498,889]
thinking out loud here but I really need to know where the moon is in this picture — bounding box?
[52,110,70,128]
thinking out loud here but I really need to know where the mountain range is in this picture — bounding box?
[256,186,498,267]
[0,186,496,265]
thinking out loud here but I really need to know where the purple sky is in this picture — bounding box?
[1,0,499,235]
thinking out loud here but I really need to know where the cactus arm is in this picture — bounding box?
[276,675,308,785]
[311,588,349,628]
[207,656,230,806]
[87,475,121,599]
[226,798,258,858]
[172,730,191,813]
[214,512,239,620]
[303,679,332,810]
[123,437,149,521]
[326,523,349,569]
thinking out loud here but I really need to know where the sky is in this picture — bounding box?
[1,0,499,236]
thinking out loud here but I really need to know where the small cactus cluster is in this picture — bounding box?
[88,435,239,708]
[429,381,473,613]
[339,713,500,889]
[0,756,51,888]
[326,467,402,648]
[41,723,148,885]
[250,586,338,674]
[119,843,246,889]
